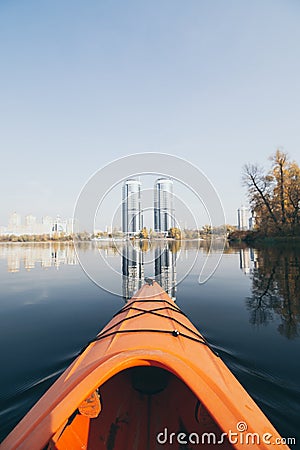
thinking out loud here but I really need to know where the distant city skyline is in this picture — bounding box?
[0,213,74,236]
[1,2,300,226]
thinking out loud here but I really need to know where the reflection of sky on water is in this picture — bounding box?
[1,243,299,339]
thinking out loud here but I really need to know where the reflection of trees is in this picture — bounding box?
[168,240,181,253]
[246,245,300,338]
[139,239,150,253]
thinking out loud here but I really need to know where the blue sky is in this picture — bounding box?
[1,0,300,227]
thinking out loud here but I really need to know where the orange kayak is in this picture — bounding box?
[1,281,289,450]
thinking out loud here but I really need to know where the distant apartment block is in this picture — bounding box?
[8,212,21,229]
[1,213,74,236]
[52,216,74,234]
[248,214,256,230]
[25,214,36,226]
[154,178,175,233]
[42,216,54,226]
[122,179,143,235]
[237,206,250,230]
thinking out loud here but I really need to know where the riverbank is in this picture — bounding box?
[0,235,220,244]
[228,230,300,246]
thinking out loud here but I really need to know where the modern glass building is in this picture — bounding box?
[122,179,142,235]
[237,206,250,230]
[154,178,175,233]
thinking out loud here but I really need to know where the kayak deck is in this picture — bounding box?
[1,281,290,450]
[49,366,233,449]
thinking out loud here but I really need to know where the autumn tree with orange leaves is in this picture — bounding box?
[243,150,300,236]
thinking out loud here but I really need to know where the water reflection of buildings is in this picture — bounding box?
[155,247,176,301]
[122,245,144,300]
[122,244,177,301]
[0,244,77,272]
[239,248,259,275]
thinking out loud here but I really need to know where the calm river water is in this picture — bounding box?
[0,241,299,447]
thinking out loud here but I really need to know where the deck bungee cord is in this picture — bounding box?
[79,298,219,357]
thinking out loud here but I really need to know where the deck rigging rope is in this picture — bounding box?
[79,298,219,357]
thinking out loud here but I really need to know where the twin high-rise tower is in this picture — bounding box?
[154,178,175,233]
[122,178,175,235]
[122,179,143,235]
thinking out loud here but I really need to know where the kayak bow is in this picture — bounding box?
[1,281,289,449]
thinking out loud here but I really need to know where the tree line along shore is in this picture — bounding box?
[0,228,227,243]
